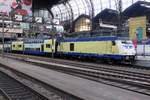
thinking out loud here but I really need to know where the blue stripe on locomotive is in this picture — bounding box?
[59,52,125,60]
[62,36,118,42]
[24,50,45,56]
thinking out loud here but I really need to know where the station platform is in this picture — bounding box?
[0,57,150,100]
[136,56,150,61]
[135,56,150,67]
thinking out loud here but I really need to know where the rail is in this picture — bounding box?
[3,53,150,96]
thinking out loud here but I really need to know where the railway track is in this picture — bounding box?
[5,53,150,77]
[0,64,82,100]
[3,53,150,96]
[0,71,48,100]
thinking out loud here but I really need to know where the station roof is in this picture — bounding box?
[123,1,150,18]
[93,9,119,24]
[33,0,150,27]
[33,0,150,21]
[33,0,66,9]
[51,0,150,22]
[74,14,91,23]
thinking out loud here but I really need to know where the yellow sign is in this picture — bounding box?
[129,16,147,41]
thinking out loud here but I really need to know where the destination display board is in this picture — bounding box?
[0,0,32,16]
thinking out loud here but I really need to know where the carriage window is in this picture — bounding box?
[70,43,74,51]
[46,44,51,48]
[112,41,116,46]
[18,45,22,48]
[25,48,29,50]
[36,48,40,51]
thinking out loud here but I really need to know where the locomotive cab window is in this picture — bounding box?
[46,44,51,48]
[70,43,74,51]
[25,48,29,50]
[18,45,22,48]
[112,41,116,46]
[36,48,40,51]
[122,41,132,44]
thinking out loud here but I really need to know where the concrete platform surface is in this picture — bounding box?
[0,57,150,100]
[136,56,150,61]
[135,56,150,67]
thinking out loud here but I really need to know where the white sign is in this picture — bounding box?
[53,19,60,25]
[20,23,29,29]
[0,28,23,33]
[35,17,42,23]
[0,33,16,38]
[46,25,64,32]
[15,15,23,21]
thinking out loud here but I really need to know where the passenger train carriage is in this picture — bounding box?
[44,39,56,55]
[5,36,136,62]
[12,41,24,53]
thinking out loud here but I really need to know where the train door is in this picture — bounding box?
[112,41,116,54]
[41,44,44,52]
[70,43,74,52]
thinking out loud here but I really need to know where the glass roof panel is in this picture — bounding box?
[51,0,150,21]
[122,0,150,10]
[51,6,61,19]
[69,0,79,19]
[92,0,102,15]
[81,0,90,15]
[58,4,70,21]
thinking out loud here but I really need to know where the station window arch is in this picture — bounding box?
[74,15,92,32]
